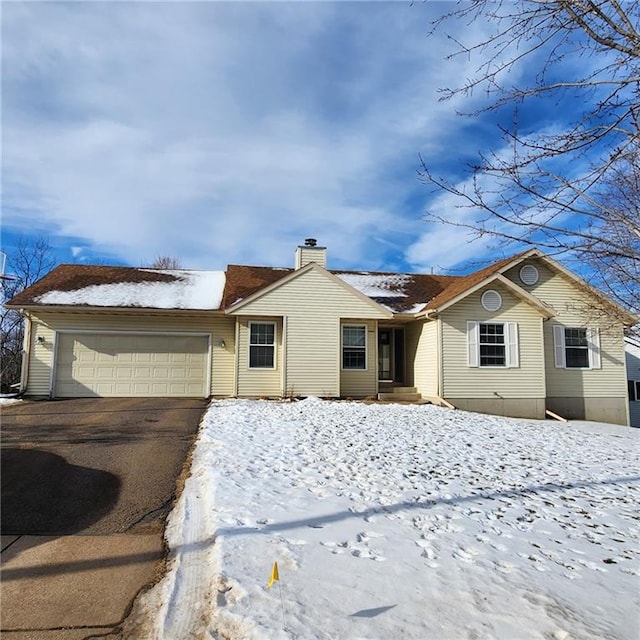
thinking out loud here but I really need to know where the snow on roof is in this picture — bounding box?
[35,270,226,310]
[336,273,412,298]
[400,302,428,314]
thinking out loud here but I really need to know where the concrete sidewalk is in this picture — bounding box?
[1,534,163,639]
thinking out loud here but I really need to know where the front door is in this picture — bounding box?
[378,328,405,383]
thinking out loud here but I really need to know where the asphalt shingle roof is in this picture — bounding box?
[6,253,532,315]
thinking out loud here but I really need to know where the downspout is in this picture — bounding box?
[436,316,443,398]
[374,321,379,397]
[281,316,288,397]
[233,319,239,397]
[18,310,32,395]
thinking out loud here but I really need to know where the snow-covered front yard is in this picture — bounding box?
[128,399,639,640]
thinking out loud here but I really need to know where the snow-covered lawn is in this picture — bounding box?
[129,399,639,640]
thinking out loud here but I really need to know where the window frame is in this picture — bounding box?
[553,325,601,370]
[478,322,507,367]
[342,324,367,371]
[564,327,589,369]
[467,321,519,369]
[248,321,276,370]
[628,380,640,402]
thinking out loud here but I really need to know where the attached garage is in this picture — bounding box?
[54,333,210,398]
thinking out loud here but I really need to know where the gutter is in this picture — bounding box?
[415,309,438,320]
[437,316,443,398]
[2,304,226,317]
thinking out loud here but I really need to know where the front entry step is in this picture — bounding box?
[377,386,422,403]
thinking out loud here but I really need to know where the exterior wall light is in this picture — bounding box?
[37,336,46,344]
[220,339,226,349]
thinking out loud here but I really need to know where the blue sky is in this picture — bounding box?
[2,1,563,275]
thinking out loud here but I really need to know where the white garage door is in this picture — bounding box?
[54,333,209,398]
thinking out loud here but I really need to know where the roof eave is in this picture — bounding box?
[418,273,556,319]
[531,254,638,326]
[5,304,225,316]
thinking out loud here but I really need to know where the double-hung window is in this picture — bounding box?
[553,326,601,369]
[467,321,519,368]
[249,322,275,369]
[628,380,640,402]
[342,325,366,370]
[564,328,589,368]
[479,323,506,366]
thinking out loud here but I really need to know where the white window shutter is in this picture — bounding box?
[467,321,479,367]
[553,325,566,368]
[506,322,519,368]
[587,327,601,369]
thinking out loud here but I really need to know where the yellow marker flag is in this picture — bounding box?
[267,561,279,589]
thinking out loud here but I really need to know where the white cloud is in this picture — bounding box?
[2,2,530,273]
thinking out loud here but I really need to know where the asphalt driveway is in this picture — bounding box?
[0,397,207,639]
[1,397,206,535]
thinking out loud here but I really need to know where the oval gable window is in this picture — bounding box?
[519,264,539,285]
[481,290,502,312]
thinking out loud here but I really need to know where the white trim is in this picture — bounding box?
[49,330,59,398]
[587,327,601,369]
[467,321,479,368]
[436,318,443,396]
[373,320,379,395]
[20,313,33,394]
[53,329,212,336]
[341,324,368,371]
[206,334,212,396]
[233,319,240,396]
[506,322,519,368]
[553,325,566,368]
[248,321,277,370]
[50,330,212,399]
[282,315,288,396]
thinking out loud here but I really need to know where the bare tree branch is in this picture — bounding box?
[420,1,639,324]
[1,236,56,393]
[148,255,183,269]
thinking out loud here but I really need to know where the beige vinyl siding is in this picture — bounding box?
[504,259,629,399]
[26,320,56,395]
[236,317,283,397]
[406,319,439,397]
[24,311,235,397]
[441,285,545,399]
[232,268,388,397]
[340,321,377,397]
